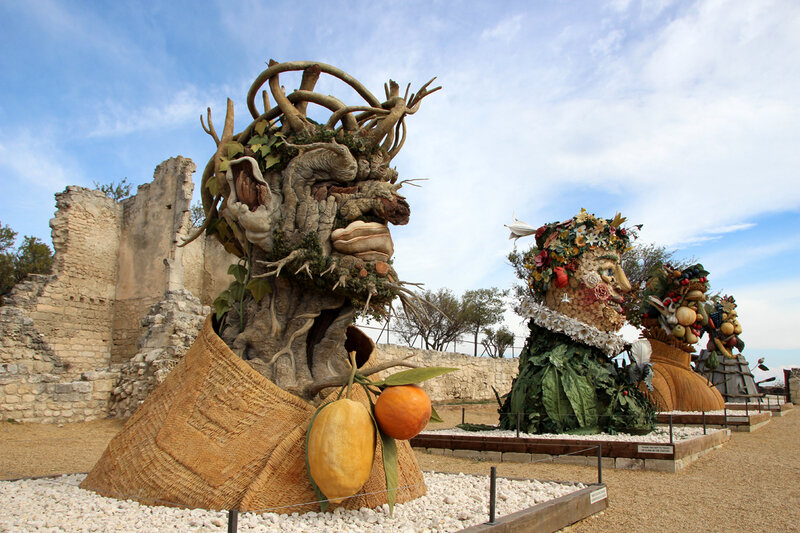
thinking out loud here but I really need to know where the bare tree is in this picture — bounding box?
[393,289,467,351]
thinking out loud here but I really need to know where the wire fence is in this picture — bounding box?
[354,321,525,358]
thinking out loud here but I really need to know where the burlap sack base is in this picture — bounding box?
[80,317,426,512]
[644,339,725,412]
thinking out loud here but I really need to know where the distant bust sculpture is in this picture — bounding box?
[500,210,655,435]
[639,264,725,411]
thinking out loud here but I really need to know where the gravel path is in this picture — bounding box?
[1,405,798,532]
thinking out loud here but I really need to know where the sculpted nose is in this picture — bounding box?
[613,264,632,293]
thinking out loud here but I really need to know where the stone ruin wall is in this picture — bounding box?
[0,157,233,423]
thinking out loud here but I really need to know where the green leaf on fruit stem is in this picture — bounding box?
[377,367,458,387]
[254,120,268,135]
[305,402,332,512]
[379,429,398,516]
[429,406,443,423]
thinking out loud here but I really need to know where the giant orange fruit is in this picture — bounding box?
[374,385,432,440]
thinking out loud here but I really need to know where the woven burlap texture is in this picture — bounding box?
[80,317,426,512]
[644,338,725,412]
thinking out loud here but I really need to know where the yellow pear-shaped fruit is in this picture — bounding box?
[720,322,735,336]
[672,324,686,338]
[307,398,376,504]
[676,306,697,326]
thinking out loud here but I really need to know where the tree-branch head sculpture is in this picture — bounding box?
[189,60,440,319]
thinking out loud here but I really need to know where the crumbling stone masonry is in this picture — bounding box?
[1,157,232,423]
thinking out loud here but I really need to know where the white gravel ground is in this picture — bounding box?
[0,472,585,532]
[423,425,723,442]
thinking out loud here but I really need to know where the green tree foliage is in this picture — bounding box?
[462,288,508,356]
[393,288,468,351]
[481,326,515,358]
[14,236,54,284]
[93,177,132,201]
[0,222,18,297]
[0,222,54,300]
[620,242,694,328]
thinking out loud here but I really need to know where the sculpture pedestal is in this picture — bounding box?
[645,338,725,412]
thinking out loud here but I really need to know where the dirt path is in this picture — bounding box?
[1,408,798,532]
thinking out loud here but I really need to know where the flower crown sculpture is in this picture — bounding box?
[501,209,655,435]
[510,209,637,332]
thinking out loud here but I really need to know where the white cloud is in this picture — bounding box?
[86,87,216,138]
[480,14,524,43]
[0,132,77,192]
[728,279,800,350]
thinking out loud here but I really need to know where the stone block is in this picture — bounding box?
[502,452,532,463]
[615,457,645,470]
[644,459,678,472]
[55,383,73,394]
[424,448,446,455]
[73,381,93,393]
[453,449,481,460]
[553,455,589,466]
[479,450,503,462]
[530,453,554,465]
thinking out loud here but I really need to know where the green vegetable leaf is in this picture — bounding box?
[561,365,599,428]
[305,402,332,512]
[429,405,443,423]
[250,144,262,153]
[228,264,247,283]
[254,120,267,135]
[218,159,229,172]
[246,278,272,302]
[541,365,574,431]
[375,367,458,387]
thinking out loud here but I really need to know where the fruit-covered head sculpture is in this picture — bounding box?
[705,295,745,358]
[516,210,635,332]
[187,61,439,399]
[640,263,710,352]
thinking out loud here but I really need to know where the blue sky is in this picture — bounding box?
[1,0,798,379]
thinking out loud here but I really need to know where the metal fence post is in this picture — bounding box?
[745,398,749,416]
[488,466,497,524]
[516,412,521,438]
[462,407,465,425]
[597,443,603,484]
[702,410,706,435]
[228,509,238,533]
[724,406,728,428]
